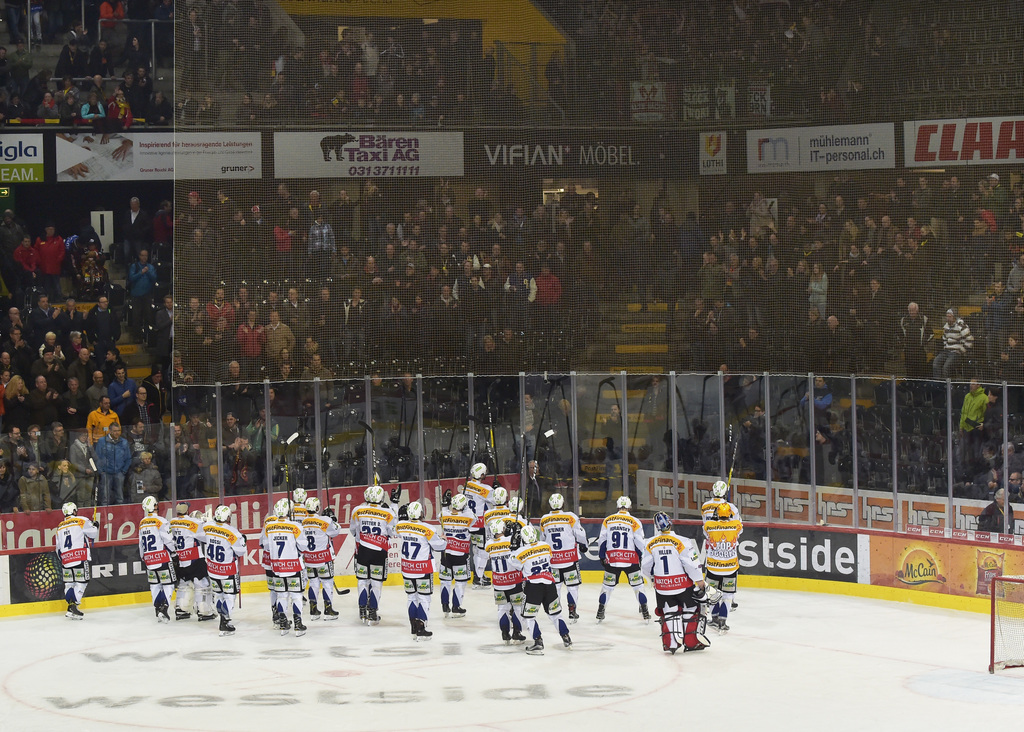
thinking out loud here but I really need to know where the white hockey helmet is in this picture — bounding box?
[61,501,77,516]
[292,487,307,505]
[305,496,321,513]
[450,493,469,512]
[488,518,506,538]
[549,493,565,510]
[189,510,205,521]
[508,497,524,515]
[274,498,291,518]
[142,496,158,514]
[492,486,508,506]
[470,462,487,480]
[364,485,385,504]
[520,525,540,545]
[407,501,424,521]
[214,505,231,523]
[616,495,632,511]
[712,480,729,498]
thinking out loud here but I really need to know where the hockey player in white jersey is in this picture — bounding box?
[482,486,511,541]
[540,493,588,623]
[464,462,495,586]
[349,485,397,625]
[438,492,475,618]
[55,502,99,619]
[302,496,342,620]
[486,518,527,645]
[138,496,176,623]
[290,487,311,522]
[641,512,718,654]
[701,480,741,611]
[596,496,650,623]
[202,505,247,636]
[258,512,280,627]
[508,524,572,655]
[265,497,308,636]
[169,503,215,622]
[395,501,447,640]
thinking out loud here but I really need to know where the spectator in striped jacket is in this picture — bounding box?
[932,308,973,379]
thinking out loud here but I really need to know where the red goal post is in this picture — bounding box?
[990,576,1024,673]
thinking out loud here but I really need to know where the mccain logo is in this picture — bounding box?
[895,547,947,586]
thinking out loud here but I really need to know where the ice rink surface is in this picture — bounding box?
[3,585,1023,732]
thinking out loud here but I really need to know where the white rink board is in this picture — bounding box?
[2,586,1021,731]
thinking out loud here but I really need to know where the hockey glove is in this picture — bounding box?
[598,542,607,563]
[389,486,403,504]
[322,507,336,521]
[577,542,589,557]
[441,489,452,508]
[397,504,409,521]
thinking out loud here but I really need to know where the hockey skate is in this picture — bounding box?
[219,615,235,637]
[596,603,606,622]
[712,616,730,634]
[293,614,307,637]
[65,602,83,620]
[510,629,527,645]
[366,607,381,626]
[449,606,467,619]
[359,605,368,623]
[156,604,171,623]
[568,604,579,624]
[322,602,339,620]
[442,603,450,617]
[525,637,544,656]
[731,600,738,610]
[640,603,651,623]
[278,614,292,635]
[413,618,432,641]
[502,629,512,645]
[197,611,217,622]
[175,608,191,621]
[561,632,573,648]
[309,600,321,620]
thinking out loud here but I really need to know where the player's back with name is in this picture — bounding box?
[56,515,98,565]
[642,533,700,593]
[438,508,474,554]
[265,518,304,575]
[599,512,644,566]
[395,519,445,576]
[485,535,523,589]
[302,514,341,564]
[203,521,245,578]
[511,542,555,584]
[139,515,173,568]
[350,504,396,551]
[702,516,743,575]
[539,510,585,567]
[169,515,205,564]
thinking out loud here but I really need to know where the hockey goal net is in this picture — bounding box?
[990,576,1024,673]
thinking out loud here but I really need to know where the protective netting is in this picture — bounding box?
[172,0,1024,387]
[992,575,1024,672]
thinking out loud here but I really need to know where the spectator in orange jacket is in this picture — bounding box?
[33,223,65,301]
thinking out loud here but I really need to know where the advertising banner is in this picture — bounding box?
[746,123,896,173]
[274,131,464,179]
[680,85,710,121]
[54,132,261,182]
[8,543,149,603]
[905,116,1024,167]
[738,526,860,582]
[630,81,670,122]
[0,135,44,183]
[870,534,1024,598]
[699,131,727,175]
[748,83,772,117]
[465,129,689,176]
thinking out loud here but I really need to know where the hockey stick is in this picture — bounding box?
[331,578,353,596]
[357,420,378,484]
[89,457,99,520]
[725,424,740,503]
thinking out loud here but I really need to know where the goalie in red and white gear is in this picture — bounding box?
[138,496,176,623]
[540,492,588,623]
[302,496,343,621]
[266,497,309,637]
[641,512,719,654]
[702,501,743,632]
[170,503,215,622]
[202,505,247,636]
[438,492,475,618]
[596,496,650,623]
[464,462,495,586]
[55,502,99,619]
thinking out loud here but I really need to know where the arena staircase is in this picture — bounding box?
[585,299,671,373]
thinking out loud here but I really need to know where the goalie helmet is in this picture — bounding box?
[62,501,77,516]
[492,486,508,506]
[142,496,158,514]
[712,480,729,498]
[520,525,540,545]
[508,497,524,515]
[407,501,424,521]
[470,462,487,480]
[716,502,735,520]
[214,505,231,523]
[616,495,632,511]
[274,498,291,518]
[364,485,385,504]
[549,493,565,510]
[654,511,673,533]
[450,493,469,512]
[292,487,307,505]
[305,496,321,513]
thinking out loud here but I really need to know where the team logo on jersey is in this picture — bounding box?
[895,547,946,587]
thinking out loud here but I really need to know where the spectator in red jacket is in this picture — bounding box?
[235,309,265,380]
[205,287,237,329]
[34,223,65,301]
[12,235,39,300]
[534,263,562,335]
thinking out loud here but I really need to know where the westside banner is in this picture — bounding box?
[904,116,1024,167]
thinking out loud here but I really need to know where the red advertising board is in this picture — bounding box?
[905,117,1024,166]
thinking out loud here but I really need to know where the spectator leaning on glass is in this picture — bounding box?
[978,488,1015,534]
